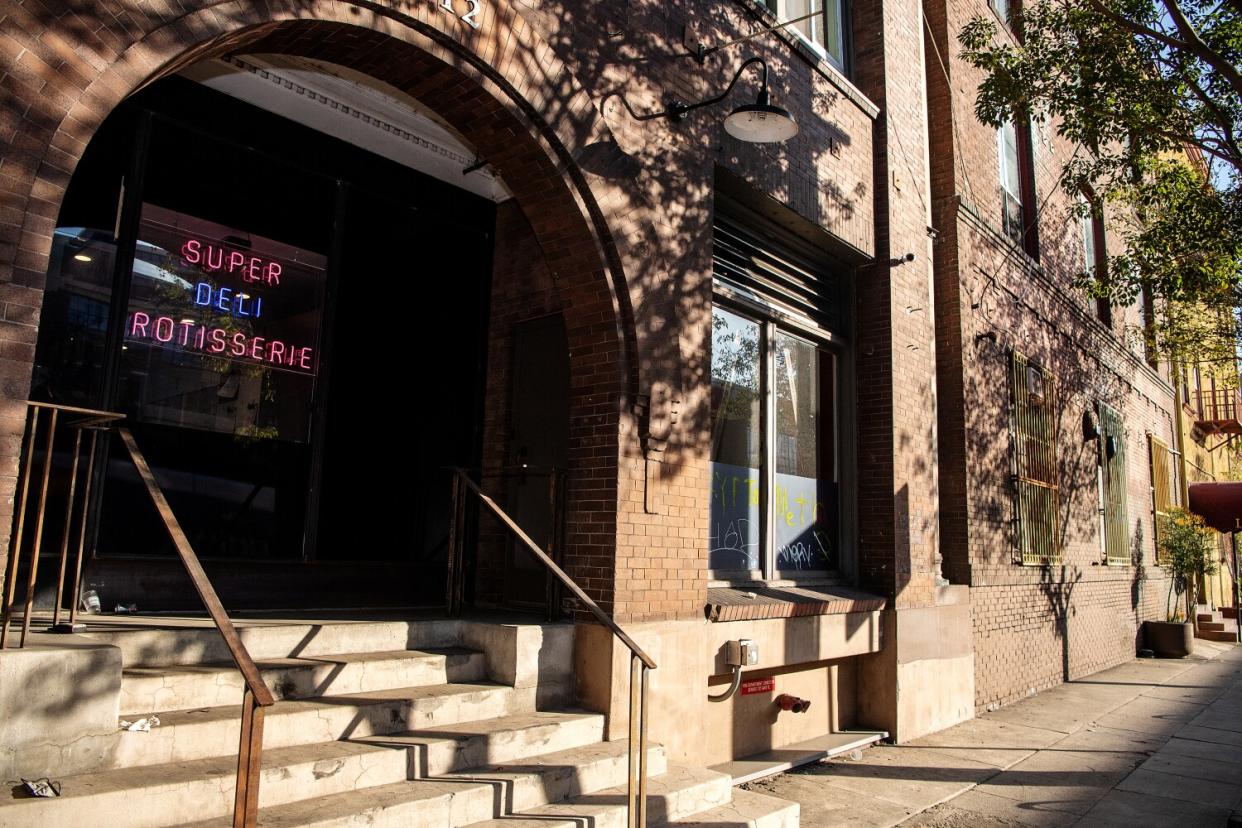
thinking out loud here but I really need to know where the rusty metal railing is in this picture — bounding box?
[446,467,657,828]
[0,403,274,828]
[1193,386,1242,429]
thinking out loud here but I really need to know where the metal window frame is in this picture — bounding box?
[1149,433,1180,567]
[1010,350,1061,566]
[1098,402,1130,566]
[708,297,847,583]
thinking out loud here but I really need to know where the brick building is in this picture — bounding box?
[0,0,1212,823]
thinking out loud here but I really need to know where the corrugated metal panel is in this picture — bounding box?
[1099,403,1129,565]
[712,211,844,333]
[1012,350,1061,565]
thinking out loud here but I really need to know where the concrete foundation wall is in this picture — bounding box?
[0,641,121,780]
[575,611,880,766]
[857,587,975,742]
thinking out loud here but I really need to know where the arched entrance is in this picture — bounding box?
[1,4,638,611]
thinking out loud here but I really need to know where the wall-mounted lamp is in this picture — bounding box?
[620,57,798,144]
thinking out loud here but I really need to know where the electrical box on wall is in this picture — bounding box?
[727,638,759,667]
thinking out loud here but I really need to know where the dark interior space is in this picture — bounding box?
[28,74,496,609]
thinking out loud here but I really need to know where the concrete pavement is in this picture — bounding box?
[744,640,1242,826]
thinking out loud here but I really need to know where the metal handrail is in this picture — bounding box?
[445,467,656,827]
[0,404,273,828]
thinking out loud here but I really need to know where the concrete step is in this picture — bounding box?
[175,739,666,828]
[120,647,487,715]
[1199,621,1227,632]
[460,764,732,828]
[669,788,800,827]
[85,619,466,667]
[1197,612,1222,625]
[1198,629,1239,642]
[117,681,517,767]
[0,738,411,828]
[355,709,606,776]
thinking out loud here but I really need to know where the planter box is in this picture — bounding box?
[1144,620,1195,658]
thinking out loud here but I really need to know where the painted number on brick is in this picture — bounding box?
[740,677,775,696]
[440,0,483,29]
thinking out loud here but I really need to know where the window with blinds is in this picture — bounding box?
[711,204,845,334]
[1012,351,1061,565]
[1099,403,1129,566]
[1149,434,1178,565]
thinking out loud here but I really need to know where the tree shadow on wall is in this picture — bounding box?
[1039,563,1082,683]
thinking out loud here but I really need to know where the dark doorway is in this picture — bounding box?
[30,75,497,610]
[504,314,569,607]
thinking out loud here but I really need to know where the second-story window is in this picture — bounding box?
[762,0,848,71]
[997,118,1039,259]
[1080,194,1110,326]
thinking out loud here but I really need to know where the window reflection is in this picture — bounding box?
[709,307,762,571]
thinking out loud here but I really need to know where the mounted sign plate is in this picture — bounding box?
[740,677,775,696]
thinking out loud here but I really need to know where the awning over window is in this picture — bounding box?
[1188,482,1242,533]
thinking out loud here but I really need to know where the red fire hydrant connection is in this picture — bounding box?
[775,694,811,713]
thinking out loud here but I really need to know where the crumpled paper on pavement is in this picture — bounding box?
[119,715,161,732]
[22,777,61,797]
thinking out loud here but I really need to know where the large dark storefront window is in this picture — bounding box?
[32,77,495,597]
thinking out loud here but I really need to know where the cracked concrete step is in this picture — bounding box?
[354,709,607,776]
[120,647,486,715]
[459,763,733,828]
[176,738,666,828]
[668,788,799,827]
[117,681,518,768]
[86,619,467,667]
[0,738,411,828]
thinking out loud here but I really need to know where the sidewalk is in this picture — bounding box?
[744,640,1242,827]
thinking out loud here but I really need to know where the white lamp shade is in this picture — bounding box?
[723,104,798,143]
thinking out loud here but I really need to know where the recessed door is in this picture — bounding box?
[505,314,569,607]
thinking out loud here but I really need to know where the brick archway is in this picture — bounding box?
[0,1,644,609]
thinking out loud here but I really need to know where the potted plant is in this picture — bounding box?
[1145,507,1219,657]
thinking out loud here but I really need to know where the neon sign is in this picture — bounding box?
[127,312,313,370]
[180,239,282,284]
[120,205,326,442]
[194,283,263,318]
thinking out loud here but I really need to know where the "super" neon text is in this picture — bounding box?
[181,239,282,285]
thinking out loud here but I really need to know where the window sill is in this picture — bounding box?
[705,584,886,622]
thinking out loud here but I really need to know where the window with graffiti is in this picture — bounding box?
[709,305,839,577]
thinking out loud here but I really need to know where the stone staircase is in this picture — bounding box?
[0,618,797,827]
[1196,608,1240,643]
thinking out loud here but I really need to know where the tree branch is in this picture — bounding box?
[1160,0,1242,100]
[1183,75,1242,170]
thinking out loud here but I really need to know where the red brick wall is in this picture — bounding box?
[849,0,944,607]
[927,0,1178,710]
[0,0,884,626]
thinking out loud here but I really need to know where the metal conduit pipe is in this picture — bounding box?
[708,663,743,702]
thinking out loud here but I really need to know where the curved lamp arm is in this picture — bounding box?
[616,57,770,123]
